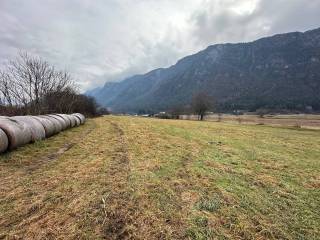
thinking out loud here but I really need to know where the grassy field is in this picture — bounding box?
[0,116,319,239]
[181,114,320,129]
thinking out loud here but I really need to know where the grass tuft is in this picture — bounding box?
[196,197,222,213]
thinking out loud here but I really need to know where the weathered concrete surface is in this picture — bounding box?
[0,128,9,153]
[48,115,69,130]
[0,117,32,150]
[0,113,85,153]
[32,116,57,137]
[72,113,85,125]
[11,116,46,142]
[42,115,63,133]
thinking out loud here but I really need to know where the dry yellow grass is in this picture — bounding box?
[181,114,320,129]
[0,116,319,239]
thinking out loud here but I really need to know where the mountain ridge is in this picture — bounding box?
[88,27,320,113]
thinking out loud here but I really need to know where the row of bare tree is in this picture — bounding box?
[0,52,104,116]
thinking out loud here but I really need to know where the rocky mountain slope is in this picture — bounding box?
[88,28,320,113]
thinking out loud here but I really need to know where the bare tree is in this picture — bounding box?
[191,92,213,121]
[0,71,14,106]
[0,52,75,114]
[41,87,78,114]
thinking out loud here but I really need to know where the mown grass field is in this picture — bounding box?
[0,116,319,239]
[181,114,320,129]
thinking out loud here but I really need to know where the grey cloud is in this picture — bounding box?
[0,0,319,91]
[191,0,320,47]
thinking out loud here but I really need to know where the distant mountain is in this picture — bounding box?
[88,28,320,113]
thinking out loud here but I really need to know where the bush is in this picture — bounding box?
[0,52,102,117]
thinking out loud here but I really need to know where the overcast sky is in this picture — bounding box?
[1,0,319,91]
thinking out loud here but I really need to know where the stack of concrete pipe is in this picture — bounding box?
[0,113,85,153]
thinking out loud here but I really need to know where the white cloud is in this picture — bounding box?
[0,0,319,91]
[190,0,320,46]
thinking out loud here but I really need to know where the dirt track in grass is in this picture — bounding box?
[1,116,319,239]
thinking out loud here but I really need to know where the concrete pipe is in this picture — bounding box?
[32,116,57,137]
[77,113,86,124]
[11,116,46,142]
[72,113,85,124]
[67,115,77,127]
[0,117,32,150]
[71,113,82,124]
[59,114,73,128]
[54,114,71,129]
[0,128,9,153]
[47,115,68,130]
[41,115,63,133]
[73,115,81,126]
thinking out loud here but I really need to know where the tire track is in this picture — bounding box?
[102,120,136,239]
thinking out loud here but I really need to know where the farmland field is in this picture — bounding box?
[0,116,319,239]
[181,114,320,129]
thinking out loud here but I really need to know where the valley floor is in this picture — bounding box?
[181,114,320,130]
[0,116,319,239]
